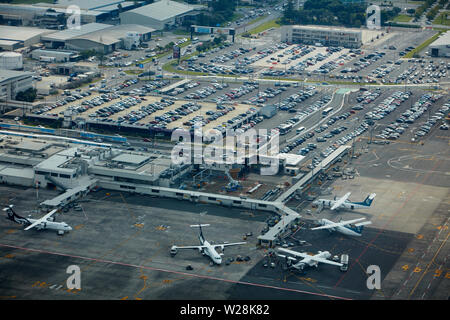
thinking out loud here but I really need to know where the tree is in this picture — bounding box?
[16,88,37,102]
[282,0,296,24]
[96,52,105,66]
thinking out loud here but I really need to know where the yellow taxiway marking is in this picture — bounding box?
[74,224,84,230]
[409,232,450,298]
[120,296,128,300]
[6,230,17,234]
[416,234,424,240]
[402,265,409,271]
[413,267,422,273]
[434,269,442,277]
[134,224,144,228]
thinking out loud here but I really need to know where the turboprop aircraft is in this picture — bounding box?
[170,224,246,265]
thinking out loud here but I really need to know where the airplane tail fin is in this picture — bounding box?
[350,221,372,234]
[3,205,27,224]
[354,193,376,207]
[190,224,210,243]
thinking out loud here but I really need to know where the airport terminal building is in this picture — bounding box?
[281,25,369,48]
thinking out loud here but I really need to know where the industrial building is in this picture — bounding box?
[0,1,139,26]
[120,0,204,30]
[30,49,79,63]
[430,31,450,58]
[281,25,380,48]
[41,23,155,53]
[0,69,34,101]
[0,25,53,51]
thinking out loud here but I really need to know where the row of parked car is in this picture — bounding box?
[365,91,412,122]
[33,90,92,115]
[213,82,259,104]
[393,60,447,85]
[89,96,141,119]
[182,104,235,127]
[184,82,227,100]
[279,88,318,111]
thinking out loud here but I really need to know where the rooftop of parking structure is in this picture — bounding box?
[41,93,256,132]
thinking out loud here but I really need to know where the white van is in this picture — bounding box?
[296,127,305,134]
[340,254,349,272]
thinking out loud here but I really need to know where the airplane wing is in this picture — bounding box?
[24,209,58,231]
[309,255,343,267]
[330,192,351,210]
[311,218,367,230]
[277,248,311,259]
[172,245,207,250]
[212,242,247,249]
[278,248,343,267]
[354,221,372,227]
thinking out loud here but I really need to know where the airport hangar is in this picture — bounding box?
[41,23,155,53]
[0,25,53,51]
[119,0,205,31]
[0,0,139,26]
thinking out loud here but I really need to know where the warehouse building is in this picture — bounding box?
[0,1,139,26]
[0,69,34,101]
[31,49,79,62]
[0,25,53,51]
[430,31,450,58]
[42,23,154,53]
[281,25,380,48]
[120,0,204,30]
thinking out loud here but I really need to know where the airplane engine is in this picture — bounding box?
[170,246,178,256]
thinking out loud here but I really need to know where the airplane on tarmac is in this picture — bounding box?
[276,247,343,271]
[170,224,247,265]
[312,192,376,211]
[310,217,372,237]
[3,205,72,234]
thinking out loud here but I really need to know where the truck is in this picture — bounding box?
[39,56,56,63]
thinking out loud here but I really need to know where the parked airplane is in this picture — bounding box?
[311,217,372,237]
[277,248,343,270]
[170,224,247,265]
[3,205,72,234]
[313,192,376,211]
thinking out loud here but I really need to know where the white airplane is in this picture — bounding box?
[3,205,72,234]
[311,217,372,237]
[277,247,343,270]
[170,224,247,265]
[313,192,376,211]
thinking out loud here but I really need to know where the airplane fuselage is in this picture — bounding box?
[318,219,362,236]
[200,239,223,265]
[19,218,72,232]
[313,199,368,211]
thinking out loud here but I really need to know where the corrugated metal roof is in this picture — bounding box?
[0,69,34,84]
[430,31,450,47]
[0,25,52,42]
[124,0,203,21]
[42,23,111,41]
